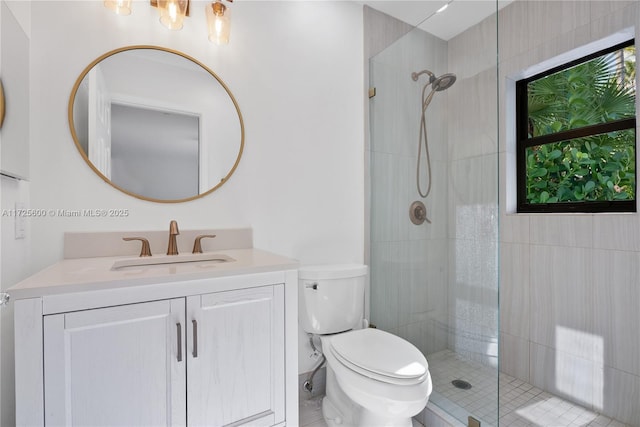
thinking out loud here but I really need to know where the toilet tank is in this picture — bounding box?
[299,264,368,335]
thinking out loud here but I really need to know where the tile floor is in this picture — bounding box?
[300,350,631,426]
[428,349,631,427]
[299,396,328,427]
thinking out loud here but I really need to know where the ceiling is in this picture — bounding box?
[360,0,513,41]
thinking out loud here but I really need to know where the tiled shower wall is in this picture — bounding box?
[368,24,450,358]
[498,1,640,425]
[446,7,499,369]
[367,2,500,376]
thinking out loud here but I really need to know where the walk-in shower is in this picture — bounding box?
[368,1,640,426]
[368,3,499,426]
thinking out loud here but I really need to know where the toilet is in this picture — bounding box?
[299,264,432,427]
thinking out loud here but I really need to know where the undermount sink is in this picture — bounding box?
[111,253,236,270]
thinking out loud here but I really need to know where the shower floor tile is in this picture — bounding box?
[427,349,631,427]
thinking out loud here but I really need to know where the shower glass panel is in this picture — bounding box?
[368,2,499,425]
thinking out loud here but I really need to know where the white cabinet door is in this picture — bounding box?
[187,285,285,427]
[43,299,187,426]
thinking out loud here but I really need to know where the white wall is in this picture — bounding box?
[498,1,640,425]
[0,2,32,425]
[29,0,364,270]
[1,1,365,420]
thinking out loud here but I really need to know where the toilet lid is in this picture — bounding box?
[330,328,428,383]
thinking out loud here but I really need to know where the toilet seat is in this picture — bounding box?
[329,328,429,385]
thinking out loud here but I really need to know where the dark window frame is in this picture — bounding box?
[516,39,637,213]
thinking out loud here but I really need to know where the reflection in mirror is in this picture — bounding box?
[69,46,244,202]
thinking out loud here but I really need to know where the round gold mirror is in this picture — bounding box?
[69,46,244,203]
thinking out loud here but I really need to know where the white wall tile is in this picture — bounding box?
[599,366,640,426]
[448,71,498,162]
[497,0,531,62]
[368,15,454,373]
[500,242,529,338]
[531,23,592,73]
[370,152,410,243]
[448,157,487,239]
[398,240,429,327]
[590,1,637,21]
[592,249,640,376]
[530,215,593,248]
[449,11,497,80]
[593,214,640,251]
[363,6,412,59]
[530,342,596,410]
[525,0,590,50]
[370,242,400,331]
[500,214,530,244]
[499,332,530,383]
[495,1,640,421]
[590,2,638,42]
[529,245,593,360]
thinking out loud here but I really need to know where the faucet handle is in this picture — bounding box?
[192,235,217,254]
[123,237,152,257]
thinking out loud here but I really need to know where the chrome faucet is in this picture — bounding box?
[167,220,180,255]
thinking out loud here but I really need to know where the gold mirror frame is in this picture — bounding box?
[0,79,5,129]
[68,45,245,203]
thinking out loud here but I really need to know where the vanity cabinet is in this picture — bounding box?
[40,285,284,427]
[13,259,298,427]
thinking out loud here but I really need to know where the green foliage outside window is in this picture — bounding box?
[523,44,636,207]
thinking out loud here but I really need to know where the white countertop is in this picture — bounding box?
[8,248,299,300]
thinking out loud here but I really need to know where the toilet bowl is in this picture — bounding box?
[298,265,432,427]
[321,328,432,427]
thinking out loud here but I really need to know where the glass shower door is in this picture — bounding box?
[368,2,499,425]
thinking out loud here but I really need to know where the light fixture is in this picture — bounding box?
[206,1,231,45]
[104,0,132,16]
[157,0,189,30]
[104,0,234,45]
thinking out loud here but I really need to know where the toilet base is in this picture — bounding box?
[322,396,353,427]
[323,396,414,427]
[322,365,416,427]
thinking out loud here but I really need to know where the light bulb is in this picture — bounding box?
[104,0,131,16]
[158,0,188,30]
[206,1,231,45]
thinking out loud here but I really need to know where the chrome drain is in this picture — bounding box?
[451,379,472,390]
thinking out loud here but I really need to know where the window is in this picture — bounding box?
[516,40,636,213]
